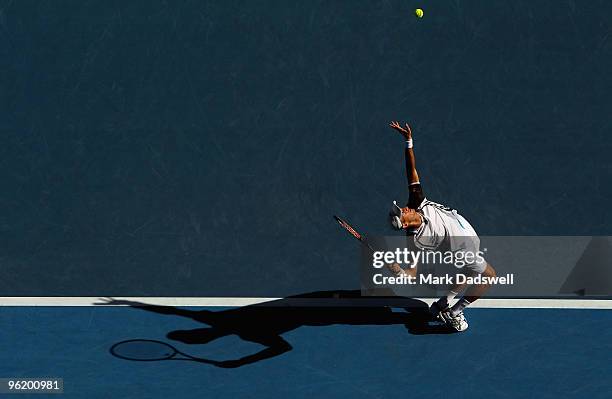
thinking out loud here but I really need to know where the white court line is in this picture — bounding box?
[0,297,611,309]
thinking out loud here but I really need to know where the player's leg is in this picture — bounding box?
[429,257,473,319]
[432,262,496,332]
[450,262,497,316]
[430,289,461,316]
[443,222,492,330]
[430,279,467,325]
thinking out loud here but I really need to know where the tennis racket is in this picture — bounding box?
[333,215,375,253]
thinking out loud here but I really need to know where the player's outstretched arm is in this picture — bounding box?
[389,121,420,186]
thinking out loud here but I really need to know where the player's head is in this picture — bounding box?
[389,201,422,233]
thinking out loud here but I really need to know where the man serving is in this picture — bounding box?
[386,121,497,332]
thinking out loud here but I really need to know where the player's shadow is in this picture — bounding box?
[100,290,453,368]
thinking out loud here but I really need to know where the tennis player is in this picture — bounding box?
[386,121,497,332]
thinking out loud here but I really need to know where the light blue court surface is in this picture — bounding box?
[0,304,610,398]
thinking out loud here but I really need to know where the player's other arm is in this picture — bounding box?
[387,262,417,278]
[390,121,424,209]
[390,121,420,185]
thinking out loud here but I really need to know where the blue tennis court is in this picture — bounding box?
[2,0,612,397]
[1,297,611,398]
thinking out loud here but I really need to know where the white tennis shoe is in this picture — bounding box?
[440,311,469,332]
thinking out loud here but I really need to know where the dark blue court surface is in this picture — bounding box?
[2,0,612,296]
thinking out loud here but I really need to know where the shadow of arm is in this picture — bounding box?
[95,298,196,318]
[204,336,292,368]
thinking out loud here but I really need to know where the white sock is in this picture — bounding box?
[451,297,471,316]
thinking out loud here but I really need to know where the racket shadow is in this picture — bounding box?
[109,339,220,365]
[103,290,454,368]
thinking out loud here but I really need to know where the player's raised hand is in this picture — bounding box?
[389,121,412,140]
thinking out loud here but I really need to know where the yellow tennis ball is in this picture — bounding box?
[415,8,424,18]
